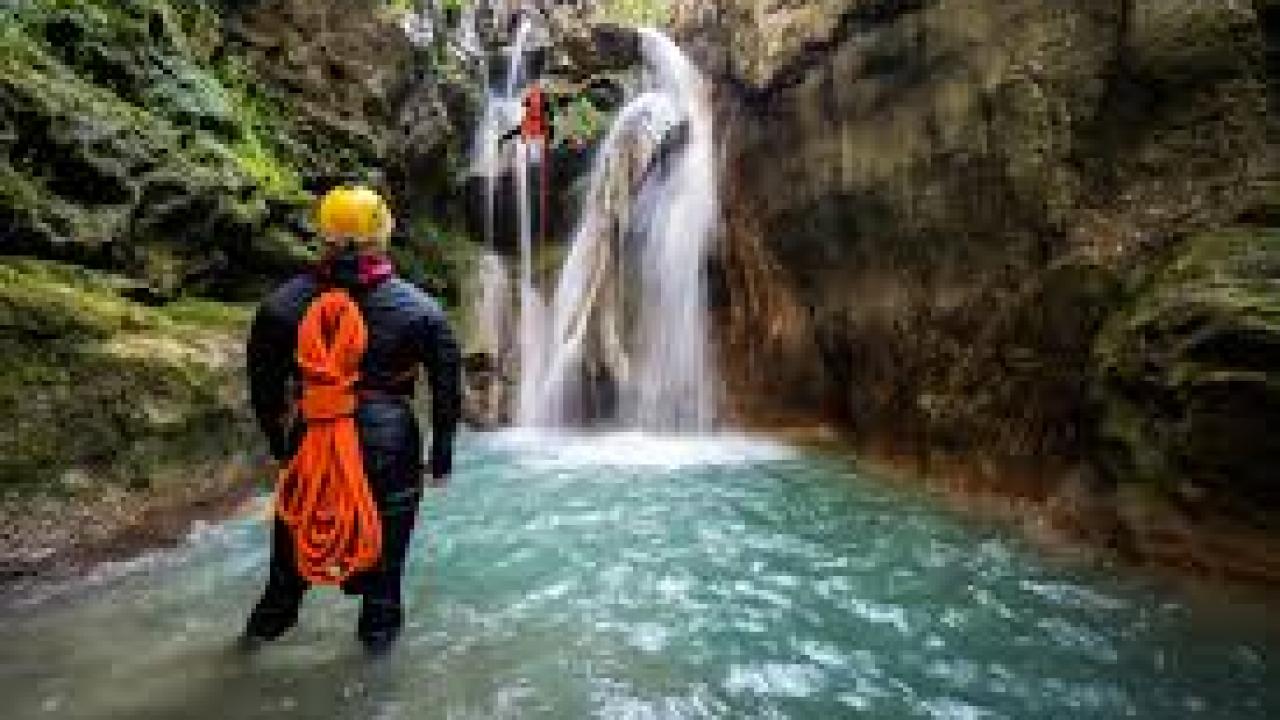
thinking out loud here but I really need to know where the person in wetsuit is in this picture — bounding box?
[241,186,462,653]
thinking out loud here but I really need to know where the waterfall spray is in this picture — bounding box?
[626,29,717,430]
[517,29,718,432]
[469,14,536,363]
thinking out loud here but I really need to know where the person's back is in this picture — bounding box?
[242,187,461,654]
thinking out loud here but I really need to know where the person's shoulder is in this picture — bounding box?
[381,277,444,316]
[259,274,318,317]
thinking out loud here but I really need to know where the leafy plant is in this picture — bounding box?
[593,0,670,26]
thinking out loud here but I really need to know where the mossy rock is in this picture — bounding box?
[0,258,255,495]
[0,0,320,297]
[1094,228,1280,523]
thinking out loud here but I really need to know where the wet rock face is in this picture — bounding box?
[691,1,1276,510]
[462,352,512,429]
[1095,230,1280,525]
[228,0,468,234]
[1,0,459,299]
[1,1,308,298]
[228,0,417,174]
[0,258,255,493]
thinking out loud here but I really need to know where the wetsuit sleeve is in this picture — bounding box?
[417,306,462,477]
[247,303,293,461]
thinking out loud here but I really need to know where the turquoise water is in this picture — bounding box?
[1,431,1277,719]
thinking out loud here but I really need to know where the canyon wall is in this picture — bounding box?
[680,1,1279,550]
[0,0,474,575]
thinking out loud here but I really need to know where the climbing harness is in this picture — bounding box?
[275,290,382,585]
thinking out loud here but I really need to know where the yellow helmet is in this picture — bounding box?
[315,186,394,245]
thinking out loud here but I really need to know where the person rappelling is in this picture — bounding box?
[500,81,554,245]
[241,186,462,655]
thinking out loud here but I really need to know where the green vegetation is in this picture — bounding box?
[0,258,254,495]
[0,0,371,296]
[593,0,671,26]
[555,95,605,147]
[1094,229,1280,522]
[393,218,480,311]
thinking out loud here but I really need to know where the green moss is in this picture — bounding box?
[393,219,482,310]
[1093,229,1280,520]
[0,259,253,494]
[231,131,303,199]
[0,258,149,338]
[2,0,313,292]
[593,0,671,26]
[159,297,251,330]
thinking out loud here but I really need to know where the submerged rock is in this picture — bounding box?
[462,352,512,429]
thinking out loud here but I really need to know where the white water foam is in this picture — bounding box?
[516,30,719,432]
[484,430,796,470]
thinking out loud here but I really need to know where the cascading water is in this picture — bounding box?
[468,13,535,362]
[474,252,512,361]
[503,15,534,99]
[500,15,553,423]
[517,29,719,431]
[514,125,549,423]
[626,30,718,429]
[524,92,671,427]
[472,14,534,250]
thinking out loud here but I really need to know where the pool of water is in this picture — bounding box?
[1,431,1277,719]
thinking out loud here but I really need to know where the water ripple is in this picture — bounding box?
[0,432,1276,719]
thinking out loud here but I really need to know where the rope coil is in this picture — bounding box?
[275,290,382,584]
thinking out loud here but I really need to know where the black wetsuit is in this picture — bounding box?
[243,260,461,645]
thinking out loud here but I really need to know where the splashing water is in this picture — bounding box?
[474,252,512,359]
[515,135,550,422]
[517,29,718,431]
[626,29,718,430]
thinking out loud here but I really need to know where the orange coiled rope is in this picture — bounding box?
[275,290,382,585]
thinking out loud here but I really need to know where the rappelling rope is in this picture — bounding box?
[540,134,550,250]
[275,289,382,585]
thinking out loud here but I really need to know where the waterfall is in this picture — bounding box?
[475,251,511,363]
[504,16,534,99]
[517,29,718,431]
[527,92,674,427]
[472,14,534,248]
[501,15,551,423]
[626,29,717,429]
[468,14,535,362]
[514,133,549,423]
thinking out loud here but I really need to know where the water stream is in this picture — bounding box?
[469,15,534,363]
[2,433,1277,719]
[517,30,718,430]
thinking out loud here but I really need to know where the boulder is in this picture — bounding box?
[1095,229,1280,523]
